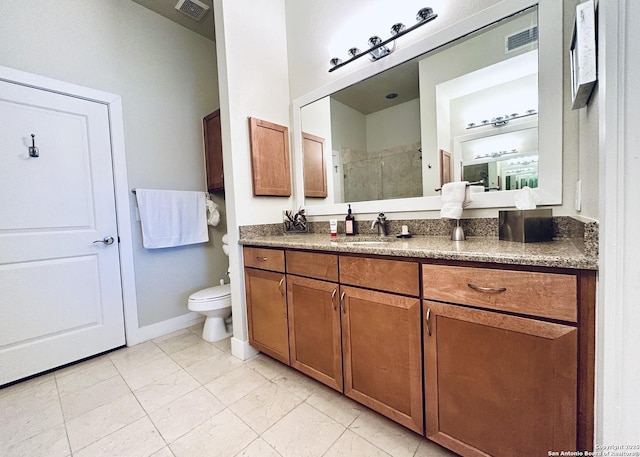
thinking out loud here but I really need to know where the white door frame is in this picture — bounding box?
[0,65,140,346]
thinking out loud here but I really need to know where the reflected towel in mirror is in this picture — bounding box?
[440,181,472,220]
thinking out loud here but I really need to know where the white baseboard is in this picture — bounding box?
[231,337,259,361]
[125,312,204,346]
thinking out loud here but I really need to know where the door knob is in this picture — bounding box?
[93,236,115,245]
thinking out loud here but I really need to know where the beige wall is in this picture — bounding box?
[0,0,225,327]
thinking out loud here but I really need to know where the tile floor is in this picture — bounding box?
[0,323,457,457]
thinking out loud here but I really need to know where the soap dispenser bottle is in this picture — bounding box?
[345,204,356,236]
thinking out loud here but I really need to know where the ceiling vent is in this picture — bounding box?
[175,0,210,21]
[505,26,538,53]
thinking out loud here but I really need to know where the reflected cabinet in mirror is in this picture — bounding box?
[294,0,562,215]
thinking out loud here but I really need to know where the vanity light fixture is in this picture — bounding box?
[466,109,538,129]
[329,7,438,72]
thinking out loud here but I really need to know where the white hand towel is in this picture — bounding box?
[440,181,471,220]
[136,189,209,249]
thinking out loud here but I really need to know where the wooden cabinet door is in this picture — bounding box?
[287,275,342,391]
[244,268,289,364]
[204,110,224,192]
[341,285,423,433]
[248,117,291,196]
[302,132,327,198]
[423,300,577,457]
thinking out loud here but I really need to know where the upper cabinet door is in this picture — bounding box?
[204,110,224,192]
[248,117,291,196]
[302,132,327,198]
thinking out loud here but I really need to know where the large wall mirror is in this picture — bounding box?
[292,0,562,215]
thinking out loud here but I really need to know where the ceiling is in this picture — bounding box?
[131,0,215,41]
[130,0,412,114]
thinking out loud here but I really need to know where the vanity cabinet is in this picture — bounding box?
[341,284,423,433]
[422,263,586,457]
[244,247,289,364]
[286,251,342,391]
[203,110,224,192]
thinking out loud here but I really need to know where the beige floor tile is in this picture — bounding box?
[271,368,326,400]
[109,342,166,372]
[150,447,176,457]
[211,336,232,353]
[306,384,363,427]
[119,354,183,390]
[187,321,205,335]
[55,357,119,397]
[0,376,64,448]
[244,354,290,380]
[261,403,345,457]
[349,410,422,457]
[229,382,303,434]
[53,353,112,380]
[148,386,225,443]
[60,375,131,420]
[73,416,165,457]
[184,350,243,384]
[66,393,146,452]
[234,438,282,457]
[324,430,392,457]
[133,369,200,413]
[170,341,222,368]
[152,329,191,344]
[1,423,70,457]
[170,409,257,457]
[155,331,203,355]
[204,365,268,406]
[414,440,459,456]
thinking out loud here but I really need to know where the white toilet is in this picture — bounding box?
[188,234,233,342]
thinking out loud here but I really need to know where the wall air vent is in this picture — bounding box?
[175,0,210,21]
[505,26,538,53]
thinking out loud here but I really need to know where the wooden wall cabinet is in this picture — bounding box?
[204,110,224,192]
[244,247,289,364]
[302,132,327,198]
[248,117,291,196]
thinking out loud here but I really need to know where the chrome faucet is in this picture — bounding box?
[371,212,388,236]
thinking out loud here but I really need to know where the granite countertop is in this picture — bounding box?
[239,234,598,270]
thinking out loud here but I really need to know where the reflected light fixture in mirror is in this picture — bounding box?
[329,7,438,72]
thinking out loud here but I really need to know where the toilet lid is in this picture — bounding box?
[189,284,231,301]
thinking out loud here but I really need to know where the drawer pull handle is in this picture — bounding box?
[278,277,285,296]
[467,283,507,293]
[256,256,268,261]
[425,308,432,336]
[340,291,346,314]
[331,289,337,310]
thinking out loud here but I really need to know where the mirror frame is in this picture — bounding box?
[291,0,562,216]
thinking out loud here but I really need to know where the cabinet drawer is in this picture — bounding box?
[340,256,419,296]
[422,264,577,322]
[286,250,338,282]
[243,246,285,272]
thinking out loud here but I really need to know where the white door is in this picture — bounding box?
[0,79,125,386]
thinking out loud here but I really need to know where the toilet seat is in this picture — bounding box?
[188,284,231,311]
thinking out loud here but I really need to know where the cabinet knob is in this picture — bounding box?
[339,291,346,314]
[425,308,432,336]
[331,289,337,310]
[256,256,268,262]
